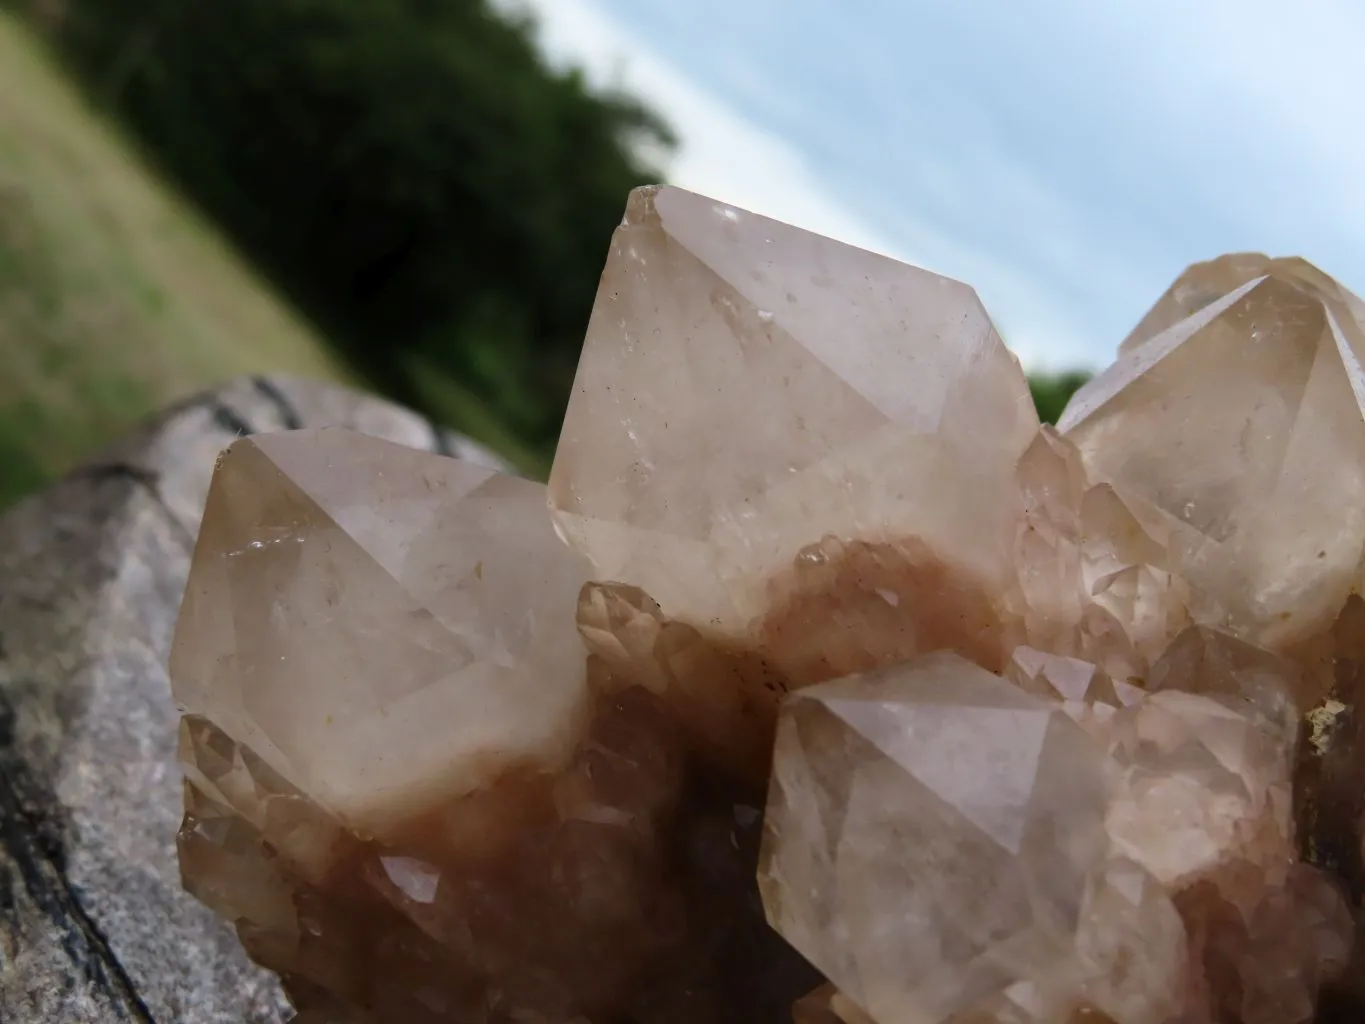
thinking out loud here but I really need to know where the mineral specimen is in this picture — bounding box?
[1059,254,1365,650]
[173,188,1365,1024]
[173,429,815,1022]
[548,185,1038,645]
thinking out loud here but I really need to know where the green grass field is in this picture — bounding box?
[0,11,359,507]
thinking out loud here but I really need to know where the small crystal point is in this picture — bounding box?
[1118,253,1354,356]
[549,184,1039,637]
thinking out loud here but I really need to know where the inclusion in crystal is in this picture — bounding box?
[1060,258,1365,649]
[549,185,1039,640]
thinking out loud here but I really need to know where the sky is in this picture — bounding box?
[505,0,1365,372]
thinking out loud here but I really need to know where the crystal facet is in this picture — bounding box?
[172,428,592,835]
[1060,259,1365,648]
[758,652,1116,1024]
[173,429,815,1022]
[173,187,1365,1024]
[549,184,1038,640]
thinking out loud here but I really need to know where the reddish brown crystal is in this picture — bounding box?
[757,534,1013,681]
[1177,863,1353,1024]
[180,633,818,1024]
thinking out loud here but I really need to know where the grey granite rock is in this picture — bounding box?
[0,376,510,1023]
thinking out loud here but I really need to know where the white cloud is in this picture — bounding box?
[500,0,1103,370]
[504,0,1365,374]
[500,0,902,259]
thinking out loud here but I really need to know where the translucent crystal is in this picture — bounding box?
[1013,426,1087,651]
[549,185,1039,639]
[1104,686,1293,888]
[171,428,593,834]
[172,429,816,1022]
[1004,647,1140,740]
[756,533,1015,681]
[1060,262,1365,648]
[759,652,1115,1024]
[1147,625,1302,735]
[1098,657,1353,1021]
[1069,858,1186,1024]
[1177,863,1353,1024]
[1009,427,1191,684]
[1117,254,1348,355]
[171,204,1365,1024]
[1077,484,1193,672]
[574,580,786,785]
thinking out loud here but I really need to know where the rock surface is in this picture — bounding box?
[0,376,508,1023]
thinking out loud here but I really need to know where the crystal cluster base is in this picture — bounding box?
[172,193,1365,1024]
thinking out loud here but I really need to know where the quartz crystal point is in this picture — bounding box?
[549,185,1039,647]
[1059,255,1365,650]
[172,429,815,1022]
[758,652,1184,1024]
[1115,254,1351,355]
[171,428,592,835]
[760,643,1352,1024]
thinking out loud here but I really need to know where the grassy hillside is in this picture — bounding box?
[0,11,357,507]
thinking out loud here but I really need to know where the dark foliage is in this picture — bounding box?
[44,0,672,449]
[1030,370,1091,425]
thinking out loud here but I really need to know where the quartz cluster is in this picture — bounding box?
[171,186,1365,1024]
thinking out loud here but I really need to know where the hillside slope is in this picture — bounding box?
[0,12,356,506]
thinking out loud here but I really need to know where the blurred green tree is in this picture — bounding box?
[1029,370,1090,425]
[46,0,673,451]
